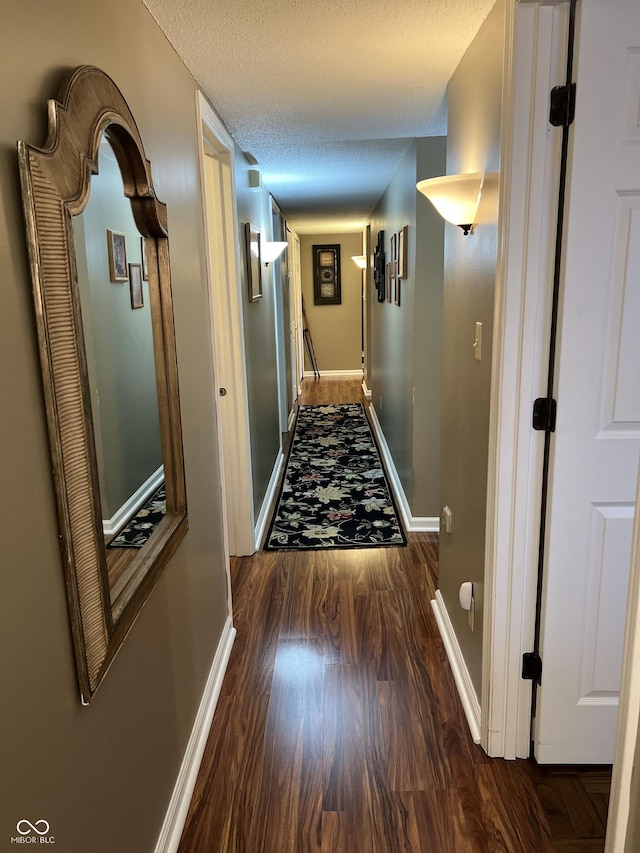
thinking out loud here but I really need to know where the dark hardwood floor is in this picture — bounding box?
[178,377,610,852]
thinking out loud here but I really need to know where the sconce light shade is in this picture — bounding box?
[262,241,288,264]
[416,172,494,235]
[351,255,366,269]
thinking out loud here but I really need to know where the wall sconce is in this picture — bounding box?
[262,241,288,265]
[416,172,497,235]
[351,255,366,269]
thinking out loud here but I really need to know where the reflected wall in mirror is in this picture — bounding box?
[18,66,188,702]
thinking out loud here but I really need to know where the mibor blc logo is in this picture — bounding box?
[10,820,55,845]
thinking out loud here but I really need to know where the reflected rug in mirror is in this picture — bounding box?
[265,403,406,550]
[108,485,166,549]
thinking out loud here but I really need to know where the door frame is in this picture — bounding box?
[482,0,569,759]
[196,91,255,557]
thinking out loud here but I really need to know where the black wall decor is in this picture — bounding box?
[374,230,385,302]
[312,244,341,305]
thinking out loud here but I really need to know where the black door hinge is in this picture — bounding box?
[533,397,557,432]
[549,83,576,127]
[522,652,543,684]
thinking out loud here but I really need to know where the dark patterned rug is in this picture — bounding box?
[265,403,406,550]
[108,484,166,549]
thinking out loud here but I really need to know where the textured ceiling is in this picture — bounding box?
[142,0,496,233]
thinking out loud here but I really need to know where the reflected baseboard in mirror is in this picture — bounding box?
[18,66,188,703]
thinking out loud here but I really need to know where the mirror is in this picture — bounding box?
[18,66,188,702]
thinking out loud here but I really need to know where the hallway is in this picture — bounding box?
[178,379,609,852]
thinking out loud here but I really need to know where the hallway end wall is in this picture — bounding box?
[438,0,505,697]
[299,232,363,373]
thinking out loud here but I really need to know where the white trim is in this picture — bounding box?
[154,616,236,853]
[367,404,439,533]
[102,465,164,536]
[431,591,482,744]
[303,369,363,379]
[197,91,255,559]
[254,450,285,551]
[482,0,566,759]
[362,380,372,399]
[606,466,640,853]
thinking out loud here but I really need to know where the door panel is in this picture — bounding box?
[535,0,640,764]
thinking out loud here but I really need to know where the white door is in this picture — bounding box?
[198,95,255,557]
[535,0,640,763]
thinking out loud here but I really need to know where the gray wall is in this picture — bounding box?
[234,154,282,517]
[75,139,162,519]
[300,232,363,373]
[438,0,505,696]
[0,2,230,851]
[367,139,445,518]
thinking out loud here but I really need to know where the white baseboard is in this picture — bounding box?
[367,405,439,533]
[431,591,481,744]
[254,449,284,550]
[103,465,164,535]
[155,616,236,853]
[303,369,363,379]
[362,379,372,399]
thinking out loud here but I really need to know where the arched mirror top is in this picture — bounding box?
[18,66,187,703]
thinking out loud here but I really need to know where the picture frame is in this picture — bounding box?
[312,244,341,305]
[398,225,408,279]
[107,229,128,282]
[386,262,392,303]
[129,263,144,309]
[245,223,262,302]
[140,236,149,281]
[394,278,401,307]
[374,230,385,302]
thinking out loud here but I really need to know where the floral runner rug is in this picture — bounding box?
[265,403,406,550]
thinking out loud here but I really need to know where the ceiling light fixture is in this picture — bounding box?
[262,241,288,264]
[351,255,366,269]
[416,172,497,235]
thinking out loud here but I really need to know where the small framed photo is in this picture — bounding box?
[386,262,392,303]
[129,263,144,309]
[245,223,262,302]
[107,229,128,282]
[140,236,149,281]
[398,225,408,280]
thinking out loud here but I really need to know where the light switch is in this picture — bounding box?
[474,321,482,362]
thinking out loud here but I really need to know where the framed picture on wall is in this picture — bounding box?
[398,225,408,279]
[140,236,149,281]
[107,229,128,282]
[245,223,262,302]
[129,263,144,309]
[374,230,385,302]
[312,244,341,305]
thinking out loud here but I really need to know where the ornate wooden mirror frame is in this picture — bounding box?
[18,66,188,702]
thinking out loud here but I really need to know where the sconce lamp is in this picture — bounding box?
[416,172,496,235]
[351,255,366,269]
[262,241,288,264]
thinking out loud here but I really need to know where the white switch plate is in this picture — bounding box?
[474,322,482,362]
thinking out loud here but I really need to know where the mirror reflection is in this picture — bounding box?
[73,133,164,605]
